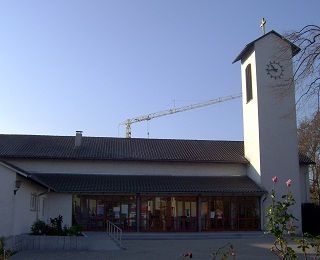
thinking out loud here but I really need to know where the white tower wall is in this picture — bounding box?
[239,32,301,232]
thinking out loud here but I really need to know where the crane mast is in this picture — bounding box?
[119,93,242,138]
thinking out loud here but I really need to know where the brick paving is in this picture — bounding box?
[10,232,314,260]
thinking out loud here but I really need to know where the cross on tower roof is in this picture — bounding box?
[260,18,266,35]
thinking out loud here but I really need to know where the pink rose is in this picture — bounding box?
[181,253,193,258]
[272,176,278,183]
[286,179,292,187]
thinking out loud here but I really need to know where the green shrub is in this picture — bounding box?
[0,236,16,259]
[30,216,83,236]
[30,220,48,235]
[66,224,84,236]
[0,236,4,251]
[50,215,63,234]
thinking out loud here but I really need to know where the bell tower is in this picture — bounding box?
[233,30,302,231]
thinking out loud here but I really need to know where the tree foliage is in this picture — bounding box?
[298,111,320,203]
[285,25,320,110]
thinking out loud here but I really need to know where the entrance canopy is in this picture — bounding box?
[30,173,266,195]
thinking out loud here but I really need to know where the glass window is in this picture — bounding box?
[246,64,253,102]
[42,198,46,218]
[73,195,136,231]
[30,194,36,211]
[201,196,260,231]
[72,195,260,232]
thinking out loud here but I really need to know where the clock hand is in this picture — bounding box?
[270,64,278,71]
[266,65,278,72]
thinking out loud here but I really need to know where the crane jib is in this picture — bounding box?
[119,93,242,138]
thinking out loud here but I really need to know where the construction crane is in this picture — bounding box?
[119,93,242,138]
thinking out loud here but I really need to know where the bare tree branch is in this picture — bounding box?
[284,25,320,111]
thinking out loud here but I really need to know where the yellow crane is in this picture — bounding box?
[119,93,242,138]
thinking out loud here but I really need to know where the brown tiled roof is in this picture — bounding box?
[0,134,248,164]
[30,173,266,195]
[0,134,313,164]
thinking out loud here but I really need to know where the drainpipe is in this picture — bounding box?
[260,193,268,231]
[12,187,17,237]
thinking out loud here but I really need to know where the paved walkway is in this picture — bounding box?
[10,232,315,259]
[84,232,121,250]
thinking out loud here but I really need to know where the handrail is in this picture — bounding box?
[106,220,125,249]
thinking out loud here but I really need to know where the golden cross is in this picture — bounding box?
[260,18,266,35]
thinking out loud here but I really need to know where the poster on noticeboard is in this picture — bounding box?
[114,206,120,218]
[121,204,128,215]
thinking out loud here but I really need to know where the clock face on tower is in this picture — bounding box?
[266,61,284,79]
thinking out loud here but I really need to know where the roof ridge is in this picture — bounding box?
[0,133,243,142]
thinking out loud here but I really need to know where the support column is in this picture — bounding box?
[136,194,140,232]
[198,195,202,232]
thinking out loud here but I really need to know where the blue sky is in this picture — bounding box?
[0,1,319,140]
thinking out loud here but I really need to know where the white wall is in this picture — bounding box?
[241,32,302,232]
[47,193,73,228]
[7,158,248,177]
[0,163,49,236]
[12,178,48,235]
[0,165,15,237]
[241,50,261,185]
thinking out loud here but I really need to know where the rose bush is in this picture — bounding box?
[266,177,320,259]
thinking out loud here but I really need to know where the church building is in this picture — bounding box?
[0,30,312,236]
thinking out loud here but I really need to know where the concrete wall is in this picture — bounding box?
[13,235,88,251]
[241,32,302,232]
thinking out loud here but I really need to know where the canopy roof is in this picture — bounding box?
[30,173,266,195]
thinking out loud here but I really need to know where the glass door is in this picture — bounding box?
[174,196,197,231]
[73,195,136,231]
[140,196,167,231]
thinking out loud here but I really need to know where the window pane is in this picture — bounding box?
[246,64,253,102]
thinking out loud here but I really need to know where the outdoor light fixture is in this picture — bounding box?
[14,180,22,195]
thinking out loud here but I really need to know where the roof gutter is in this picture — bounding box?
[0,159,57,191]
[0,159,29,177]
